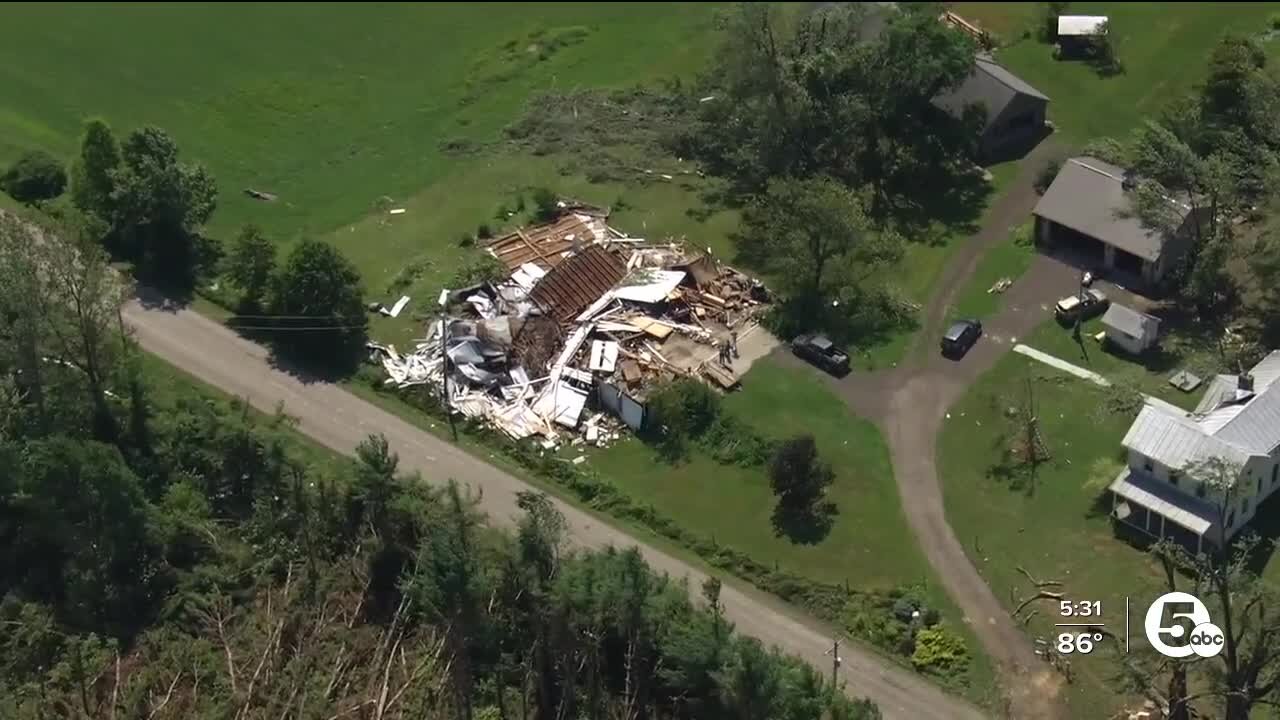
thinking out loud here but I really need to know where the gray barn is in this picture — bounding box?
[933,56,1050,161]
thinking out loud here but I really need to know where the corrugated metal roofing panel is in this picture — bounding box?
[529,245,627,322]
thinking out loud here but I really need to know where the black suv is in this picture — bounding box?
[792,333,850,375]
[940,319,982,358]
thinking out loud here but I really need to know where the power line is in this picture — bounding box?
[222,313,384,320]
[223,323,371,331]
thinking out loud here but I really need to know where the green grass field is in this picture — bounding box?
[592,360,918,590]
[952,2,1280,144]
[947,221,1036,322]
[0,3,722,243]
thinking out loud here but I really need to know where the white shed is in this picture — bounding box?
[1102,304,1160,354]
[1058,15,1108,37]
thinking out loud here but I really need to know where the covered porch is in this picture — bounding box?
[1110,469,1220,553]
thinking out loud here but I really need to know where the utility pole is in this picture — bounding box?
[825,638,841,695]
[438,288,457,442]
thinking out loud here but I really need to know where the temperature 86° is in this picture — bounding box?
[1057,632,1104,654]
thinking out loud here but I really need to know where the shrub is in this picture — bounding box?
[451,253,507,287]
[911,626,970,675]
[532,187,559,221]
[476,223,493,239]
[643,378,722,460]
[1270,12,1280,30]
[1,150,67,203]
[1033,158,1062,195]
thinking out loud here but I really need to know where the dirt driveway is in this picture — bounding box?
[780,139,1097,718]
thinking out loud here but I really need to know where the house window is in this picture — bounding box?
[1258,476,1263,494]
[1169,470,1179,487]
[1244,498,1251,515]
[1196,482,1207,498]
[1228,510,1236,529]
[1142,456,1154,473]
[1273,464,1278,487]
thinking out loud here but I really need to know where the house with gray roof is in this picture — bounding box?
[1034,157,1198,286]
[933,55,1050,161]
[1111,350,1280,551]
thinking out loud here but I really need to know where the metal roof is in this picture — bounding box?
[1182,352,1280,454]
[1250,350,1280,390]
[1058,15,1108,36]
[1195,375,1240,414]
[933,57,1049,131]
[1215,383,1280,454]
[1110,468,1216,536]
[1122,403,1253,474]
[529,245,627,323]
[1033,157,1187,262]
[1101,304,1158,338]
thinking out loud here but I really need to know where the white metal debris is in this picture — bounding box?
[380,295,410,318]
[389,208,407,215]
[612,270,686,304]
[588,340,619,373]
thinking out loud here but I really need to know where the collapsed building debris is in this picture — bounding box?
[370,205,771,450]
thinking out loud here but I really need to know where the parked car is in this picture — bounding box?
[792,333,850,375]
[940,319,982,358]
[1054,288,1109,324]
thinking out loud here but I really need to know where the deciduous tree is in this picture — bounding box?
[70,118,121,220]
[768,434,835,535]
[225,224,275,312]
[268,238,367,370]
[110,126,218,287]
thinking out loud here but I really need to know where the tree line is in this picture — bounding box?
[0,212,879,718]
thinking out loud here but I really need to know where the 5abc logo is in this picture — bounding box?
[1144,592,1225,658]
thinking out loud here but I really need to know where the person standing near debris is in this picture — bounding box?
[730,329,739,359]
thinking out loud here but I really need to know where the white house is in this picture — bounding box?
[1101,304,1160,355]
[1110,351,1280,552]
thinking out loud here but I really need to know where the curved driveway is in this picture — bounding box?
[787,141,1081,719]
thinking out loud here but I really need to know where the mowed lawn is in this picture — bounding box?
[938,315,1280,717]
[0,3,723,244]
[951,2,1280,143]
[591,359,921,591]
[589,358,998,697]
[938,346,1164,717]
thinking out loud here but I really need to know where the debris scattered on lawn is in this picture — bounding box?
[368,200,774,452]
[987,277,1013,294]
[1169,369,1204,393]
[379,295,411,318]
[388,208,406,215]
[244,188,278,201]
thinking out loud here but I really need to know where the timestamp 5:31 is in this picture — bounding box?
[1059,600,1102,617]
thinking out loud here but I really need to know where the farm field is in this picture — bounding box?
[951,2,1280,143]
[0,2,723,243]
